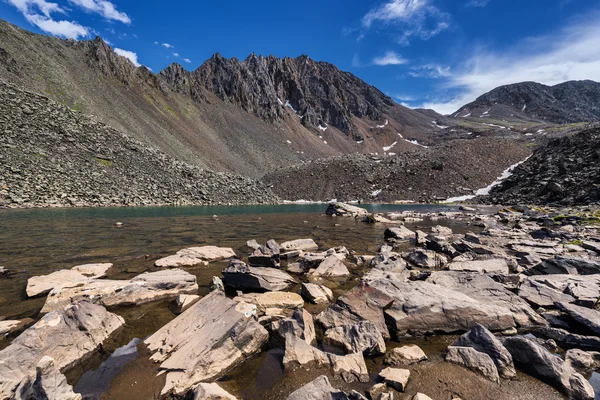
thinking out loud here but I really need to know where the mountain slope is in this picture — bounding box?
[0,19,441,177]
[454,80,600,123]
[481,125,600,206]
[0,80,277,207]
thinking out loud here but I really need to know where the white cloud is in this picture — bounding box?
[409,63,452,78]
[173,52,179,57]
[154,41,159,45]
[372,51,407,66]
[67,0,131,24]
[162,43,174,48]
[421,12,600,114]
[114,48,140,67]
[362,0,450,44]
[6,0,89,39]
[183,58,191,63]
[466,0,490,7]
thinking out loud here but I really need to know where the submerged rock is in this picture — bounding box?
[144,290,269,396]
[155,246,236,268]
[222,260,296,291]
[504,336,595,400]
[323,321,386,355]
[283,334,369,383]
[26,263,112,297]
[0,302,124,399]
[40,269,198,313]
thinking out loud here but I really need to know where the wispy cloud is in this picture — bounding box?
[372,51,407,66]
[67,0,131,24]
[421,11,600,114]
[466,0,491,7]
[361,0,450,44]
[6,0,89,39]
[183,58,191,63]
[409,63,452,78]
[173,52,179,57]
[114,47,140,67]
[162,43,174,49]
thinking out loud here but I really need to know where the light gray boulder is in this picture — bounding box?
[326,202,369,218]
[280,238,319,252]
[309,255,350,278]
[323,321,386,355]
[286,376,348,400]
[191,383,237,400]
[446,346,500,383]
[384,226,415,240]
[384,345,428,366]
[26,263,112,297]
[14,356,81,400]
[222,260,296,291]
[556,302,600,335]
[155,246,236,267]
[301,283,334,304]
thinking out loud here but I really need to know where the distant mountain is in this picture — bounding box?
[0,19,440,177]
[454,80,600,123]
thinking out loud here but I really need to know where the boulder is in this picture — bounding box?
[280,238,319,252]
[413,394,434,400]
[384,345,428,366]
[432,225,453,236]
[427,272,546,328]
[245,240,261,251]
[525,257,600,276]
[583,241,600,254]
[14,356,81,400]
[301,283,334,304]
[310,255,350,278]
[517,279,575,308]
[277,309,316,345]
[41,269,199,313]
[155,246,236,268]
[176,294,200,313]
[504,336,595,400]
[210,276,225,292]
[384,226,415,240]
[525,275,600,307]
[235,292,304,312]
[566,348,600,372]
[316,283,394,340]
[448,259,509,274]
[535,327,600,351]
[556,302,600,335]
[144,290,269,396]
[286,376,348,400]
[445,346,500,383]
[452,324,516,379]
[283,334,369,383]
[326,202,369,218]
[323,321,386,355]
[222,260,296,291]
[248,240,281,268]
[191,383,237,400]
[369,279,516,335]
[26,263,112,297]
[0,302,124,399]
[378,367,410,392]
[404,249,447,269]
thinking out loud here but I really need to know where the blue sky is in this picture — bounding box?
[2,0,600,114]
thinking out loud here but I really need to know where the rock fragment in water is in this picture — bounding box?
[309,255,350,278]
[234,292,304,312]
[301,282,334,304]
[283,334,369,383]
[384,226,415,240]
[445,346,500,383]
[41,269,198,313]
[144,290,269,396]
[222,260,296,291]
[26,263,112,297]
[384,345,428,366]
[378,367,410,392]
[286,376,347,400]
[155,246,236,268]
[324,321,386,355]
[191,383,238,400]
[325,202,369,218]
[0,301,124,399]
[280,238,319,252]
[176,293,201,313]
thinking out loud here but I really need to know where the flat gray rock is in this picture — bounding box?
[448,259,509,274]
[404,249,447,269]
[144,291,269,396]
[0,302,124,399]
[301,282,334,304]
[384,345,428,366]
[41,269,198,313]
[223,260,296,291]
[277,309,316,345]
[557,302,600,335]
[378,367,410,392]
[280,238,318,252]
[309,255,350,278]
[384,226,415,240]
[155,246,236,267]
[26,263,112,297]
[15,356,81,400]
[518,278,576,308]
[191,383,237,400]
[286,376,348,400]
[526,256,600,275]
[326,202,369,218]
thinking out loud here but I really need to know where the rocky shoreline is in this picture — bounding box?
[1,202,600,399]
